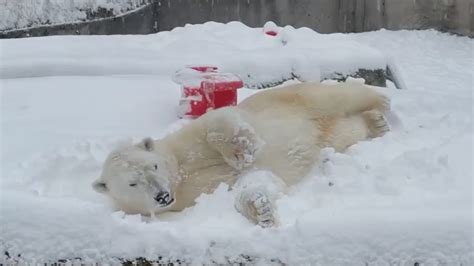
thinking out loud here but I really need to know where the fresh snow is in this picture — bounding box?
[0,0,150,31]
[1,23,473,264]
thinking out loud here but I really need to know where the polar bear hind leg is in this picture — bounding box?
[299,82,391,117]
[238,82,390,118]
[321,109,390,152]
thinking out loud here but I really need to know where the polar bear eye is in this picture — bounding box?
[154,164,158,170]
[129,183,137,187]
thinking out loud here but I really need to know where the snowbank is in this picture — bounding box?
[0,22,387,88]
[0,0,150,31]
[1,25,473,264]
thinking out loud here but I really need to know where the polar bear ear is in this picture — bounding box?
[139,137,154,152]
[92,179,108,193]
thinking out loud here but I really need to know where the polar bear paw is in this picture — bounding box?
[228,128,262,170]
[207,119,263,170]
[236,188,276,228]
[252,192,276,228]
[363,109,390,138]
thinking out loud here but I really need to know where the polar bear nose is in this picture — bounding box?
[154,191,171,205]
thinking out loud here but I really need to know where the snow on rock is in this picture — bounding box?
[0,26,473,264]
[0,22,386,89]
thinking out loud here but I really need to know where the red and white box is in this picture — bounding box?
[173,66,243,118]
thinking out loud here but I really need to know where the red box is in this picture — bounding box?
[175,66,243,118]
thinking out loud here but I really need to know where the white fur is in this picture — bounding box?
[93,81,390,226]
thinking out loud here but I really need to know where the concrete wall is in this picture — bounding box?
[155,0,473,36]
[1,0,472,38]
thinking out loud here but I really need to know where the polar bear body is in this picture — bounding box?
[163,82,386,210]
[94,81,390,225]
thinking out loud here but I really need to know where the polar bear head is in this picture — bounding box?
[92,138,178,215]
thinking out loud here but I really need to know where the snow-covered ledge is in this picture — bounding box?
[0,22,401,88]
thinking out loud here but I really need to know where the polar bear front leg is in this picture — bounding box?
[233,172,286,228]
[205,108,263,170]
[235,186,277,228]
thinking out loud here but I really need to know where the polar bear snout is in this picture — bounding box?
[154,191,174,206]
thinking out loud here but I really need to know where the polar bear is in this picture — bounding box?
[92,81,390,227]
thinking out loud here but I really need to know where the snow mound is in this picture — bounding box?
[0,22,387,89]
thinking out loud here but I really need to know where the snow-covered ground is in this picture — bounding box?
[1,23,473,264]
[0,0,149,31]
